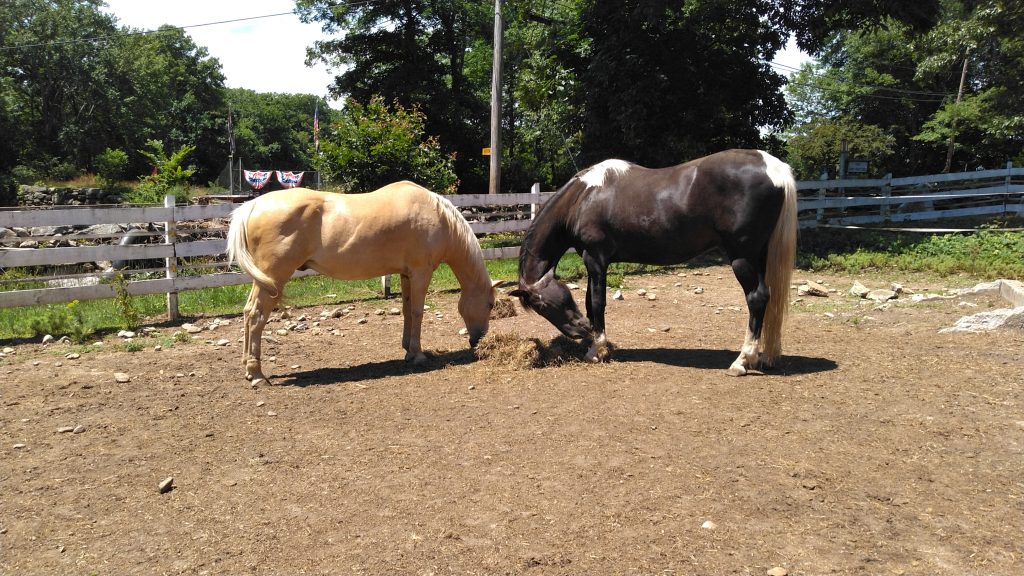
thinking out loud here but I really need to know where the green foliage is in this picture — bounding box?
[110,273,142,330]
[785,116,897,179]
[94,148,129,189]
[125,140,196,204]
[575,0,791,166]
[317,96,457,193]
[801,227,1024,279]
[28,300,91,343]
[225,89,325,174]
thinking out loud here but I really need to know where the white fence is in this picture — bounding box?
[2,166,1022,315]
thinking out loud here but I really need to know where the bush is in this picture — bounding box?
[123,140,196,204]
[28,300,92,343]
[317,96,457,194]
[95,148,129,189]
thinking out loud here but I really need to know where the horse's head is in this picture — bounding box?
[509,272,594,341]
[459,280,499,347]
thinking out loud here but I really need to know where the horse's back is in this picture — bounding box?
[243,182,452,280]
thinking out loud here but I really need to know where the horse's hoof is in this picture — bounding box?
[585,339,613,363]
[406,352,428,364]
[726,364,748,377]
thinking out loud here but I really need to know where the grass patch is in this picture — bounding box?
[799,223,1024,279]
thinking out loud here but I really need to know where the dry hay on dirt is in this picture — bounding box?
[489,296,518,319]
[474,330,607,369]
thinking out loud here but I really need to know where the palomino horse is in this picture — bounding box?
[510,149,797,375]
[227,181,497,385]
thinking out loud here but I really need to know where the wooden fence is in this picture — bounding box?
[2,166,1022,315]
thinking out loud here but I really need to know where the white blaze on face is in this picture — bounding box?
[579,159,631,188]
[757,150,793,189]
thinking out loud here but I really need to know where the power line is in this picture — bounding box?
[0,1,379,52]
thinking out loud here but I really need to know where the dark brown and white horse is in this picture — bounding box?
[510,149,797,375]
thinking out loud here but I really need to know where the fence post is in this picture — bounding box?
[880,173,892,222]
[531,182,540,220]
[1006,160,1014,216]
[382,274,392,298]
[164,195,180,321]
[816,171,827,225]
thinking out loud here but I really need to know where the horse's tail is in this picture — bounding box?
[227,199,278,296]
[760,154,798,366]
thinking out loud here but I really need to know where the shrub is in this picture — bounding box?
[95,148,129,189]
[124,140,196,204]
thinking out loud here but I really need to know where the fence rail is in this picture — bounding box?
[2,166,1022,314]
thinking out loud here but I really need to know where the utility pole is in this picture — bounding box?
[488,0,504,194]
[944,49,971,173]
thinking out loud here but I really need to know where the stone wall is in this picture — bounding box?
[17,185,123,206]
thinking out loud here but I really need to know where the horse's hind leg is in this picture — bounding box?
[400,272,430,364]
[242,283,280,385]
[728,257,770,376]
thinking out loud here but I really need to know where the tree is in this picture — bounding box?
[316,96,457,194]
[298,0,490,192]
[784,1,1024,176]
[574,0,791,167]
[225,89,327,173]
[0,0,121,176]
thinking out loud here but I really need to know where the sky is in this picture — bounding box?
[101,1,812,104]
[101,0,337,100]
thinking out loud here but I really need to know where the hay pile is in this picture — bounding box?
[490,297,518,319]
[474,331,595,369]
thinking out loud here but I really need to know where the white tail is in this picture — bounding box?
[759,153,797,366]
[227,200,277,294]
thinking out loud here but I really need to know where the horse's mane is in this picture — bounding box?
[432,192,490,288]
[518,177,585,282]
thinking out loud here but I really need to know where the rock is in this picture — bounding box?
[612,289,624,300]
[2,347,13,354]
[646,293,657,301]
[158,477,174,494]
[867,289,897,303]
[767,568,788,576]
[275,329,288,336]
[388,307,401,315]
[356,318,368,325]
[566,283,579,290]
[636,289,647,296]
[181,323,203,334]
[117,330,136,338]
[42,334,55,344]
[65,353,80,360]
[458,327,469,336]
[798,280,829,297]
[940,306,1024,333]
[328,308,344,318]
[13,443,26,450]
[114,372,131,383]
[701,520,717,530]
[891,282,905,294]
[693,287,705,294]
[72,425,85,434]
[375,309,386,316]
[215,339,230,346]
[850,281,871,298]
[154,345,162,351]
[57,426,75,433]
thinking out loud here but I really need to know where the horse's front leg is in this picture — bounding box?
[242,284,278,386]
[727,258,769,376]
[400,272,430,364]
[583,254,611,363]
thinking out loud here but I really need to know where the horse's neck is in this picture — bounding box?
[448,253,488,291]
[444,231,491,293]
[520,211,571,285]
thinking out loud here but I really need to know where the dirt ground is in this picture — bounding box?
[1,264,1022,576]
